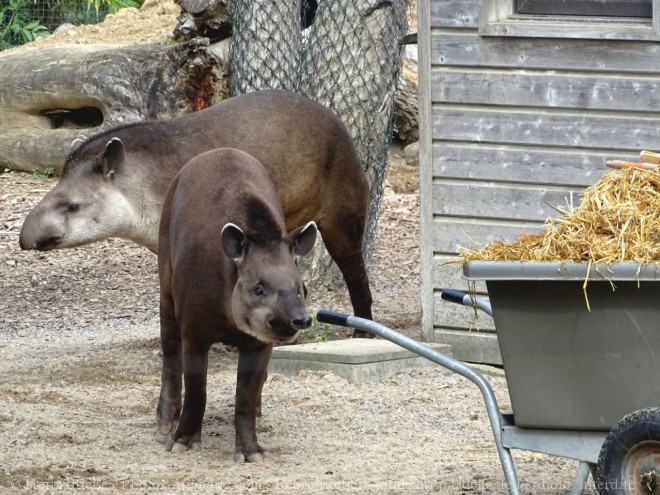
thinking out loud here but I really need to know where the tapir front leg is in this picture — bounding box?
[167,338,212,452]
[157,300,182,434]
[234,345,273,463]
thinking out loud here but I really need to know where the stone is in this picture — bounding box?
[270,338,452,383]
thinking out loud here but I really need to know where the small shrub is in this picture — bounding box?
[0,0,49,49]
[0,0,142,50]
[31,167,57,180]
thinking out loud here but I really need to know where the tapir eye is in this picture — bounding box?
[253,285,265,297]
[66,204,79,214]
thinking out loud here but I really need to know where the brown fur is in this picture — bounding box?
[157,148,317,461]
[20,90,373,333]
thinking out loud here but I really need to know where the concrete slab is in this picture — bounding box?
[270,338,452,383]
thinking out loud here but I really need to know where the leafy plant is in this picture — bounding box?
[0,0,49,49]
[31,166,57,180]
[0,0,142,50]
[303,316,333,343]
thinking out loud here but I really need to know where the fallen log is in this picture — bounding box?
[172,0,231,42]
[0,38,222,173]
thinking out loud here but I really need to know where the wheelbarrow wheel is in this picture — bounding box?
[596,408,660,495]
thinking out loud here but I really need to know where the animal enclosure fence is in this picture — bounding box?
[230,0,412,282]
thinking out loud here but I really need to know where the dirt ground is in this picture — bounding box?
[0,4,599,494]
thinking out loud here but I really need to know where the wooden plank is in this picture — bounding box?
[434,296,493,329]
[433,259,489,328]
[433,105,660,151]
[433,256,487,292]
[433,143,615,187]
[418,0,435,342]
[431,68,660,112]
[478,0,511,36]
[481,19,658,41]
[432,181,583,222]
[432,262,495,334]
[433,290,495,331]
[430,0,479,29]
[433,329,503,365]
[433,216,545,254]
[432,32,660,72]
[432,254,470,287]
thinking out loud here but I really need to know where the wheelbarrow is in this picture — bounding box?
[317,262,660,495]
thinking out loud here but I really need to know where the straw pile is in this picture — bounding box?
[461,168,660,263]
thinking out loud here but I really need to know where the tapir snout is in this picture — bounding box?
[268,291,313,338]
[19,198,65,251]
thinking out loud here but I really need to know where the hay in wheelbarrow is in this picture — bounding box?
[461,168,660,263]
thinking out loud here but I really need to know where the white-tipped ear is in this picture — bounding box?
[70,138,85,151]
[291,221,317,257]
[95,137,125,178]
[221,223,245,260]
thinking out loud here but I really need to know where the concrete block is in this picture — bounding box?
[270,338,452,383]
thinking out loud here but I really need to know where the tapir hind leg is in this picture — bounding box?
[167,338,212,452]
[319,214,374,338]
[235,345,272,463]
[157,298,183,434]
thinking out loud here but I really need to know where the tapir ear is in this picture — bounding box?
[290,221,317,257]
[70,138,85,151]
[95,137,125,178]
[221,223,246,260]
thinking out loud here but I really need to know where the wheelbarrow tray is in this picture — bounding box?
[463,261,660,431]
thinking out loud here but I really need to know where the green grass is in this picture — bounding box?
[299,316,333,343]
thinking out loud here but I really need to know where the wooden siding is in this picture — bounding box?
[420,0,660,363]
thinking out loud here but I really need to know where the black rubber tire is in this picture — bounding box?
[596,408,660,495]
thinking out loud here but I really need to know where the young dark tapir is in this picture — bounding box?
[19,90,373,333]
[158,148,317,461]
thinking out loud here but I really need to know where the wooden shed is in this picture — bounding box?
[416,0,660,364]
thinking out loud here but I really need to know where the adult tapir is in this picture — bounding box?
[19,89,372,333]
[158,148,317,461]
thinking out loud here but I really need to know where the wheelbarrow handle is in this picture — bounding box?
[440,288,467,305]
[441,288,493,317]
[316,309,351,327]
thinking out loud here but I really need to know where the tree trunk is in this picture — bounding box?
[0,38,223,173]
[230,0,302,94]
[172,0,231,42]
[394,56,419,145]
[299,0,408,269]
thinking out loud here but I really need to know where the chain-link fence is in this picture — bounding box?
[230,0,412,282]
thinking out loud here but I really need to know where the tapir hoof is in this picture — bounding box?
[166,436,201,453]
[156,400,180,434]
[234,450,264,463]
[352,329,375,339]
[158,421,176,435]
